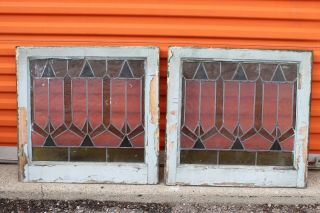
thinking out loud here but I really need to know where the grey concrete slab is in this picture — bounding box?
[0,164,320,204]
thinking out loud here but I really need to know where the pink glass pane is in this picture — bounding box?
[281,136,294,151]
[181,133,195,149]
[243,134,272,150]
[55,130,82,146]
[262,83,277,133]
[49,79,64,129]
[203,134,233,149]
[223,82,239,132]
[111,79,126,130]
[130,132,144,148]
[184,80,200,131]
[34,79,49,129]
[72,79,87,129]
[200,81,215,132]
[88,79,103,129]
[127,79,142,130]
[32,131,46,147]
[239,82,255,133]
[93,131,121,147]
[278,83,293,133]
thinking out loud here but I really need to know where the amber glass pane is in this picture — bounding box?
[180,150,217,164]
[257,152,293,166]
[32,147,68,161]
[107,148,144,162]
[70,148,106,162]
[30,58,146,162]
[219,151,255,165]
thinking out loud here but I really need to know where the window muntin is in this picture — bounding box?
[17,47,159,184]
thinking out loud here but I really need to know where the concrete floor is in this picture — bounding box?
[0,164,320,205]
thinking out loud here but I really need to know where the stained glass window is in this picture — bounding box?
[30,58,145,162]
[180,61,297,166]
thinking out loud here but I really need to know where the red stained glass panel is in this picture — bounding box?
[30,58,146,161]
[180,60,297,157]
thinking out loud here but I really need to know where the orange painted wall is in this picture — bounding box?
[0,0,319,151]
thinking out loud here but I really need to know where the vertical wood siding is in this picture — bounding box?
[0,0,319,151]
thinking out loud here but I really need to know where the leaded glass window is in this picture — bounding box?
[166,47,312,187]
[17,47,159,184]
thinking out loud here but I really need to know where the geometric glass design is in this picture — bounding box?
[30,58,145,162]
[180,61,297,165]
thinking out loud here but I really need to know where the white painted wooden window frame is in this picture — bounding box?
[17,46,160,184]
[166,47,312,188]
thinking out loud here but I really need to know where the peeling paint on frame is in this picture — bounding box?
[16,46,160,184]
[165,47,312,188]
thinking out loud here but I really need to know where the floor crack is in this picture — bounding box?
[40,184,44,199]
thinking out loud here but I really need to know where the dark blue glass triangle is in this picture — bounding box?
[80,61,94,77]
[44,135,55,146]
[271,140,281,150]
[81,135,94,146]
[119,62,133,78]
[233,65,247,80]
[231,138,243,150]
[42,64,55,77]
[272,66,285,81]
[193,64,208,79]
[193,139,205,149]
[120,136,132,147]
